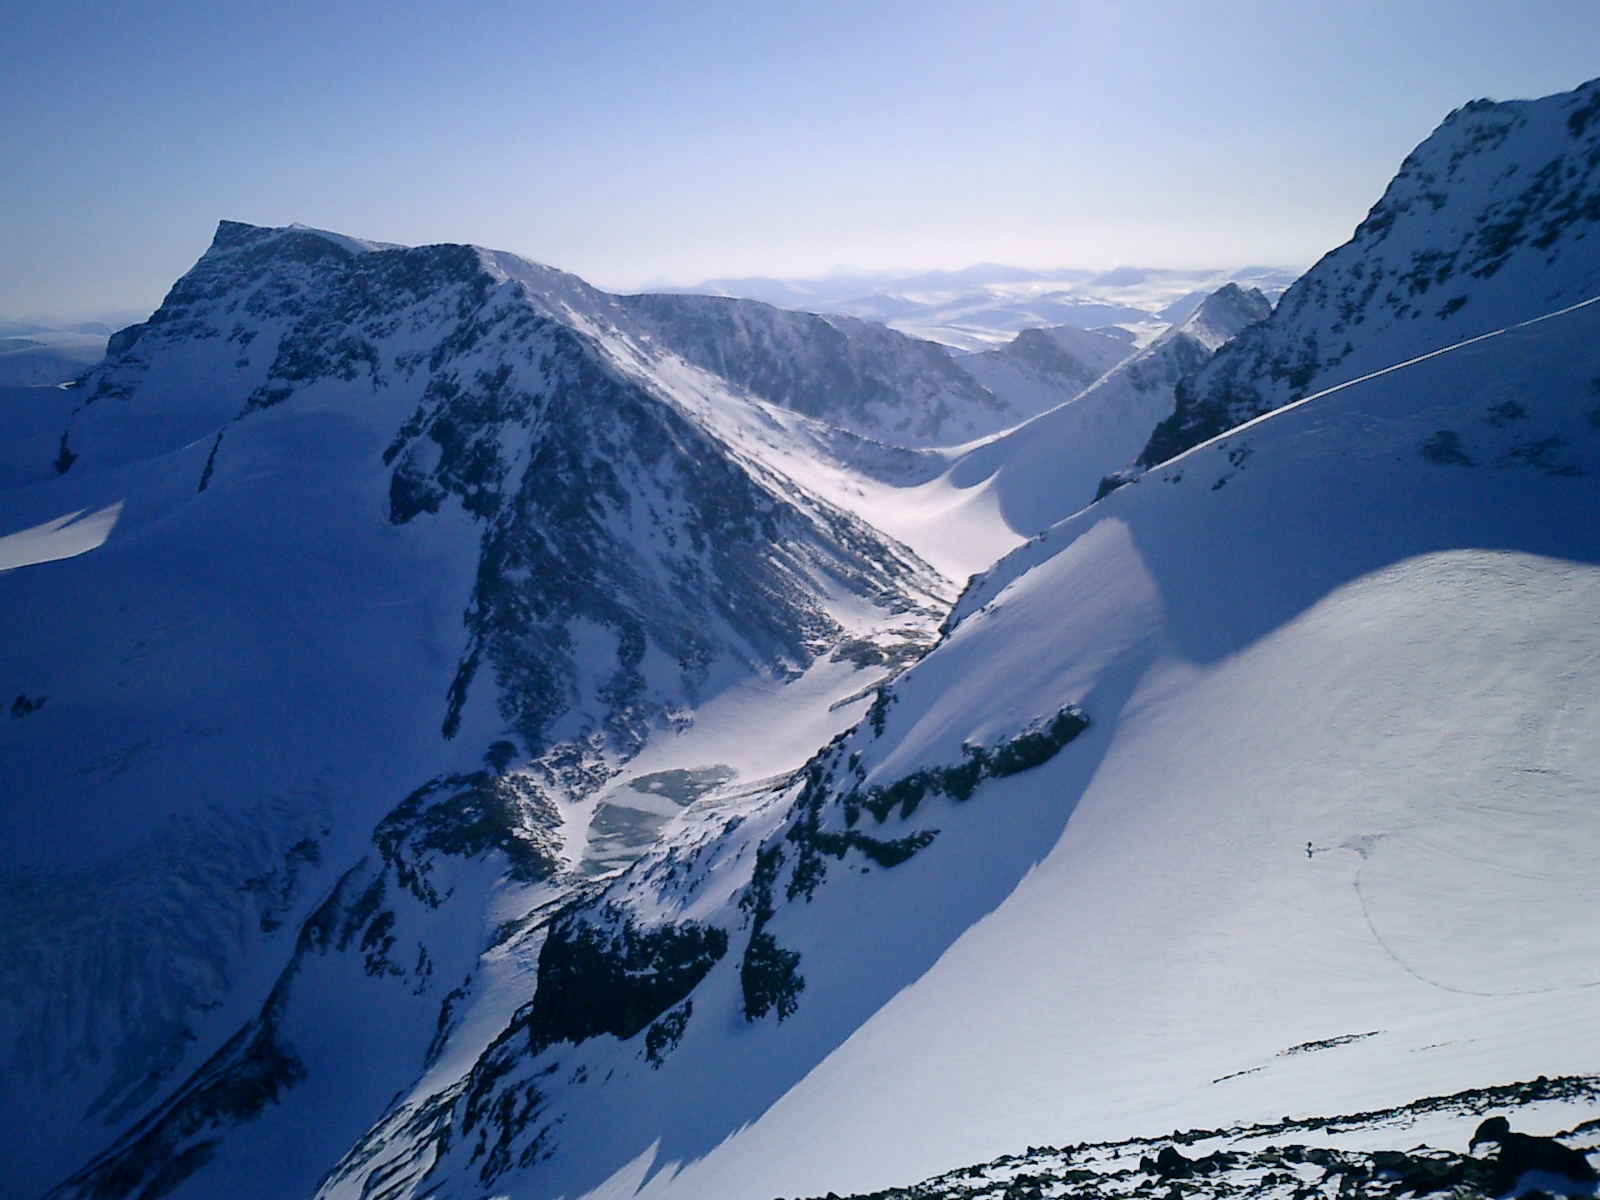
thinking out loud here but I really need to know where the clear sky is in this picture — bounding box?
[5,1,1599,320]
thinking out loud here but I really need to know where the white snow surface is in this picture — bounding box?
[312,89,1600,1193]
[562,267,1600,1200]
[0,500,122,571]
[15,76,1600,1200]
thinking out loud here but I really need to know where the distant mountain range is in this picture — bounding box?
[5,75,1600,1200]
[660,263,1299,350]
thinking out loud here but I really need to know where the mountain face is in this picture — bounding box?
[66,222,950,752]
[310,270,1600,1200]
[616,294,1144,446]
[946,283,1272,535]
[1140,78,1600,467]
[301,79,1600,1200]
[4,220,1028,1200]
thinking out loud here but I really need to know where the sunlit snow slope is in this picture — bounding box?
[16,76,1600,1200]
[948,283,1271,534]
[302,79,1600,1200]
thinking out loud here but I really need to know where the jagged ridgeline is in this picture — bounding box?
[22,73,1600,1200]
[66,220,945,758]
[1140,78,1600,467]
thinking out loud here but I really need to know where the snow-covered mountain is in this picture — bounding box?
[1140,78,1600,468]
[614,293,1116,447]
[297,80,1597,1200]
[10,75,1600,1200]
[0,220,1035,1200]
[303,273,1600,1200]
[947,283,1272,535]
[668,264,1298,351]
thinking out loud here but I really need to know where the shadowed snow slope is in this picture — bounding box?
[302,80,1600,1200]
[312,272,1600,1200]
[14,76,1600,1200]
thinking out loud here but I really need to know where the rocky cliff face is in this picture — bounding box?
[67,222,948,759]
[18,76,1600,1200]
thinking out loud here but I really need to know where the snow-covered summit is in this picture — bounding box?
[1141,76,1600,466]
[290,79,1600,1200]
[15,75,1600,1200]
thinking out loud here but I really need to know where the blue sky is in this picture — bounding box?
[4,1,1599,318]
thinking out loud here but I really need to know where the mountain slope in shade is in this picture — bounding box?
[1141,77,1600,467]
[4,220,1018,1200]
[299,82,1600,1200]
[946,283,1271,535]
[16,76,1600,1200]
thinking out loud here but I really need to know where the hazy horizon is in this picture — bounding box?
[6,1,1599,317]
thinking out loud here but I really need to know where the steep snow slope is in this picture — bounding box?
[1142,77,1600,466]
[641,300,1600,1200]
[3,221,1017,1200]
[947,284,1271,534]
[307,264,1600,1200]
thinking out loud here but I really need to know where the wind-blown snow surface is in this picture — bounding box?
[370,264,1600,1200]
[16,77,1600,1200]
[723,308,1600,1200]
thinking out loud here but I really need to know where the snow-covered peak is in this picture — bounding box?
[281,222,406,255]
[1140,76,1600,465]
[1170,281,1273,352]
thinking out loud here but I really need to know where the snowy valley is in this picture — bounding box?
[3,75,1600,1200]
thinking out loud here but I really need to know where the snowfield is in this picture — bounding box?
[553,296,1600,1200]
